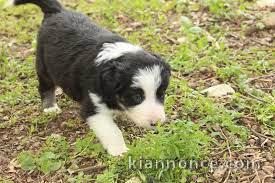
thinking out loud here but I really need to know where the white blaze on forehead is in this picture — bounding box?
[95,42,142,65]
[132,65,162,97]
[126,65,166,128]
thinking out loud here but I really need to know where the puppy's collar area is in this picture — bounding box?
[95,42,142,65]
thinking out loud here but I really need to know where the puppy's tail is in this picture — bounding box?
[4,0,63,14]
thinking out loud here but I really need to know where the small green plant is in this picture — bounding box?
[203,0,235,17]
[18,151,63,174]
[97,121,210,182]
[96,170,117,183]
[36,151,62,174]
[43,135,70,158]
[17,151,36,171]
[68,172,94,183]
[74,132,105,158]
[17,135,70,174]
[216,65,242,81]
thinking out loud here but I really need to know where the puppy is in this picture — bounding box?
[6,0,171,156]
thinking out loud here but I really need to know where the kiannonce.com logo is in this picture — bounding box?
[128,156,262,172]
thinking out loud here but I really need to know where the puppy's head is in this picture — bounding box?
[97,42,171,129]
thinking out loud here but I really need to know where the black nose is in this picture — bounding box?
[150,122,157,127]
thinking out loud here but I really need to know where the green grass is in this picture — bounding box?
[0,0,274,182]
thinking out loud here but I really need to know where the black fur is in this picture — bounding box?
[13,0,171,120]
[14,0,62,14]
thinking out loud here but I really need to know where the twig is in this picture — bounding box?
[241,94,265,104]
[250,128,275,143]
[251,39,272,47]
[74,165,107,174]
[71,136,95,158]
[239,172,256,181]
[223,169,231,183]
[245,73,275,84]
[204,76,217,81]
[244,146,261,149]
[211,148,228,156]
[245,92,268,103]
[219,128,232,157]
[219,128,232,183]
[260,138,269,147]
[262,175,274,183]
[255,169,261,183]
[259,88,273,91]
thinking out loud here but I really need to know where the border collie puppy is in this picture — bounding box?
[6,0,171,156]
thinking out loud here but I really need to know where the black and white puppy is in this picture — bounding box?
[6,0,171,156]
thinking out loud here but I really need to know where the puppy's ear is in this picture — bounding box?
[150,52,171,75]
[99,61,124,96]
[150,52,162,60]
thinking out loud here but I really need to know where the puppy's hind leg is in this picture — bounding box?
[36,50,61,113]
[38,74,61,113]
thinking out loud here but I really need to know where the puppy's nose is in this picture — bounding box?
[150,122,157,127]
[149,106,166,126]
[149,116,166,127]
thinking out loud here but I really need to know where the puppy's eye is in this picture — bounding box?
[132,93,144,104]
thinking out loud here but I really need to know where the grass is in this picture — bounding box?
[0,0,274,182]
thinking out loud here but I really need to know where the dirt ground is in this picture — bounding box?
[0,0,274,182]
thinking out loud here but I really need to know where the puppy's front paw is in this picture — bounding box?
[43,104,62,114]
[107,145,129,156]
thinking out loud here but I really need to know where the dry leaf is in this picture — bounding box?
[8,159,20,173]
[256,0,275,10]
[201,84,235,97]
[263,13,275,27]
[126,177,142,183]
[177,37,187,43]
[213,167,227,180]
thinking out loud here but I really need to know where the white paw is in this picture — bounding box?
[43,104,62,113]
[55,87,63,96]
[107,145,129,156]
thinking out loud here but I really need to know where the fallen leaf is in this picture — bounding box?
[213,167,227,180]
[262,13,275,27]
[126,177,142,183]
[130,22,143,28]
[262,165,274,174]
[256,0,275,10]
[8,159,20,173]
[177,37,187,43]
[201,84,235,97]
[67,163,79,175]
